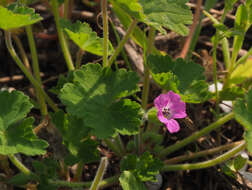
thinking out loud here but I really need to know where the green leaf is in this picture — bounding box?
[0,4,42,30]
[219,86,245,100]
[33,159,59,190]
[119,171,147,190]
[234,155,247,171]
[60,19,113,56]
[111,0,192,35]
[230,58,252,84]
[110,2,160,55]
[234,89,252,153]
[59,64,142,138]
[0,91,48,155]
[51,111,99,164]
[147,55,211,103]
[8,173,38,186]
[49,74,70,95]
[120,152,163,182]
[147,107,161,125]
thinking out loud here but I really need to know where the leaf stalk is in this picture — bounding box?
[5,31,58,112]
[51,0,75,71]
[26,25,48,116]
[161,141,246,171]
[107,20,138,67]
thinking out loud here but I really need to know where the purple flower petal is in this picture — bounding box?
[157,110,169,123]
[165,119,180,133]
[154,93,170,110]
[170,102,187,119]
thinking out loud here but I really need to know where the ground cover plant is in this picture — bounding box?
[0,0,252,189]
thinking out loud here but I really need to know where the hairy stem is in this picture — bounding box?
[12,35,31,72]
[8,155,31,176]
[51,0,74,71]
[159,112,234,159]
[103,139,123,157]
[102,0,109,67]
[5,31,58,112]
[164,141,243,164]
[107,20,137,67]
[161,141,246,171]
[49,175,119,188]
[73,161,84,181]
[90,157,108,190]
[75,49,85,69]
[26,25,48,116]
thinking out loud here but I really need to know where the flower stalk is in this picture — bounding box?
[161,141,246,171]
[164,140,244,165]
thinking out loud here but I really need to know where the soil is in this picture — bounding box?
[0,0,252,190]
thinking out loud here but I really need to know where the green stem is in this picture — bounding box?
[115,134,126,156]
[5,31,58,112]
[110,18,132,70]
[8,155,31,176]
[12,35,31,72]
[49,175,119,188]
[63,0,69,19]
[212,34,220,117]
[103,139,123,157]
[164,141,243,165]
[26,25,48,116]
[102,0,108,67]
[73,161,84,181]
[75,49,85,69]
[161,141,246,171]
[107,20,138,67]
[90,157,108,190]
[221,37,231,69]
[141,27,156,110]
[135,27,156,154]
[159,112,234,159]
[9,153,117,189]
[235,47,252,67]
[51,0,74,71]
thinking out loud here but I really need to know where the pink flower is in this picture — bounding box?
[154,91,187,133]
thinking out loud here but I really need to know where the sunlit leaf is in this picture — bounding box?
[110,0,192,35]
[61,19,113,56]
[59,64,142,138]
[119,171,147,190]
[0,4,42,30]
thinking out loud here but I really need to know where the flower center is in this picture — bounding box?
[162,106,172,119]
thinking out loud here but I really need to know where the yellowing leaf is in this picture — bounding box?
[230,58,252,84]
